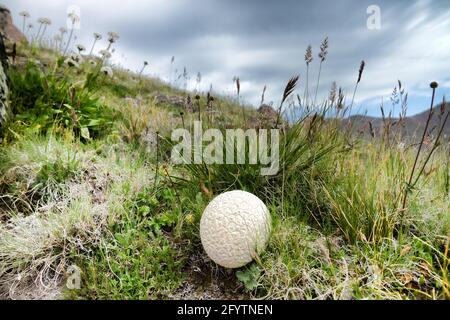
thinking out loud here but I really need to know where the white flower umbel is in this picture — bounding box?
[200,190,271,268]
[76,44,86,53]
[99,49,112,60]
[70,53,82,63]
[100,66,113,77]
[64,58,79,69]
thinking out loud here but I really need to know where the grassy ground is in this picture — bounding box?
[0,43,448,300]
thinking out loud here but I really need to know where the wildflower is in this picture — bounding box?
[38,18,51,25]
[36,18,51,44]
[19,11,30,18]
[63,11,80,56]
[76,44,86,53]
[90,33,102,55]
[107,32,120,43]
[64,58,79,69]
[70,53,83,63]
[88,60,97,67]
[139,61,149,76]
[19,11,30,34]
[186,214,195,224]
[68,11,80,24]
[99,49,112,59]
[106,32,119,50]
[100,66,114,77]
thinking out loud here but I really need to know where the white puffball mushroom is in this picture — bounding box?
[200,190,271,269]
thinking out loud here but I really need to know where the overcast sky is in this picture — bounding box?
[4,0,450,116]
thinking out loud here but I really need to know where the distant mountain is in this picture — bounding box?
[346,103,450,140]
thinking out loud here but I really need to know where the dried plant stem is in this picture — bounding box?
[401,84,437,216]
[304,66,310,106]
[350,61,365,113]
[411,108,450,188]
[276,75,299,128]
[313,61,323,107]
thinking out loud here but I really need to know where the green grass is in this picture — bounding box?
[0,41,448,300]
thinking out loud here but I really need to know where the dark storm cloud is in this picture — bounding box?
[4,0,450,115]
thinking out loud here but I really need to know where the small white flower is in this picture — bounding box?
[65,58,80,68]
[107,32,120,43]
[68,11,80,23]
[93,32,102,40]
[38,17,51,25]
[70,53,83,63]
[19,11,30,18]
[88,60,97,67]
[99,49,112,59]
[76,44,86,53]
[100,66,114,77]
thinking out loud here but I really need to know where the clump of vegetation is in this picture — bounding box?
[6,60,112,140]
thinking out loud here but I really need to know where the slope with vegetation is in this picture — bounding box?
[0,25,448,300]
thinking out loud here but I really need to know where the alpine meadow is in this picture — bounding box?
[0,1,449,301]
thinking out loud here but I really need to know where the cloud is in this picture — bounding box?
[4,0,450,116]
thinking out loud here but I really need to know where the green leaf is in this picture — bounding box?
[236,264,261,291]
[80,127,91,140]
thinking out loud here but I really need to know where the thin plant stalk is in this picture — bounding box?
[63,27,74,56]
[34,23,43,44]
[313,61,323,107]
[401,82,438,216]
[350,60,365,113]
[89,39,98,56]
[313,37,328,107]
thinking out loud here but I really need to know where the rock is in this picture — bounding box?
[154,94,187,109]
[0,5,26,43]
[258,104,278,119]
[248,104,281,128]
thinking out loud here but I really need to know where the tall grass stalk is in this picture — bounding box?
[313,37,328,107]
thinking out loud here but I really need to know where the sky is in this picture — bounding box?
[3,0,450,116]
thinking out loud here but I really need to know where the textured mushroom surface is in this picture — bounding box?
[200,190,271,268]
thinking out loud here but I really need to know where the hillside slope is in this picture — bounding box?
[347,103,450,139]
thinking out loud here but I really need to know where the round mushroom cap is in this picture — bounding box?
[200,190,271,268]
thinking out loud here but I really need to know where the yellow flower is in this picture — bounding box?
[186,214,195,224]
